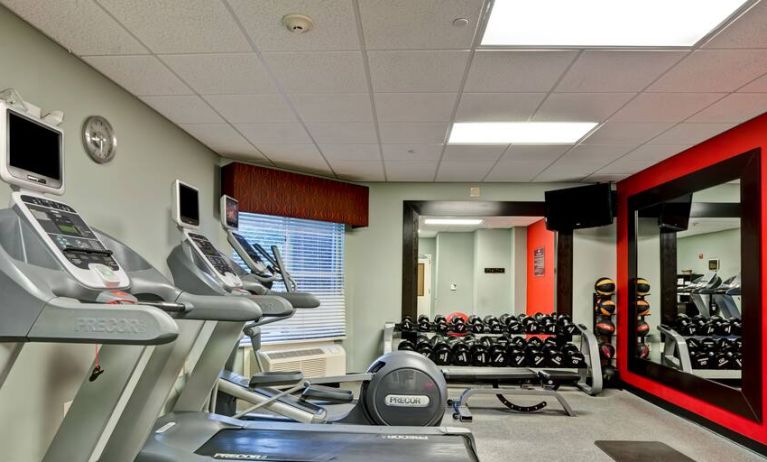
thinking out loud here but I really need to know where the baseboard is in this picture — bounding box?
[623,383,767,457]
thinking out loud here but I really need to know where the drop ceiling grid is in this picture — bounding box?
[5,0,767,182]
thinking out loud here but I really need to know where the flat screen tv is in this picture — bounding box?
[545,183,613,231]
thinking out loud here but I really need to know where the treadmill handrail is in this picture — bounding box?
[175,291,263,322]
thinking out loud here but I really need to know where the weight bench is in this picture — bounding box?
[443,368,576,421]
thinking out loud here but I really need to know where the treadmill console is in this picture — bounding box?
[13,192,129,289]
[185,231,243,289]
[228,231,271,276]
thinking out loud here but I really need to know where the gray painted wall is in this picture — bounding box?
[473,229,513,315]
[573,225,617,326]
[678,228,741,280]
[0,7,221,461]
[435,232,475,313]
[512,227,528,311]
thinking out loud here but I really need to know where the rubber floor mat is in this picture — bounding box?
[595,440,696,462]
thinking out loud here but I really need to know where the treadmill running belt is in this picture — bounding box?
[196,429,478,461]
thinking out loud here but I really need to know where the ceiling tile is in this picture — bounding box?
[228,0,360,51]
[359,0,483,50]
[306,122,378,143]
[379,123,448,144]
[161,53,276,94]
[556,51,686,92]
[535,161,604,182]
[533,93,634,122]
[180,123,263,159]
[582,122,674,145]
[236,123,312,144]
[465,51,578,93]
[649,50,767,92]
[374,93,457,122]
[83,55,191,96]
[610,93,726,123]
[275,161,334,177]
[329,160,385,181]
[140,95,224,124]
[97,0,250,53]
[585,173,630,183]
[263,51,367,93]
[442,145,507,162]
[255,144,331,175]
[319,144,381,161]
[648,123,736,146]
[290,93,373,122]
[455,93,545,122]
[687,93,767,123]
[381,144,444,161]
[205,94,296,123]
[385,161,439,181]
[739,73,767,92]
[703,1,767,49]
[436,161,495,182]
[597,157,658,175]
[368,51,469,92]
[503,145,571,162]
[623,144,688,162]
[3,0,148,55]
[558,145,634,163]
[485,160,548,182]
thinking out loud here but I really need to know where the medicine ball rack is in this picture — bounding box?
[382,319,602,421]
[658,325,742,380]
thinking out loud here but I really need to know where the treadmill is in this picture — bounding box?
[137,181,480,462]
[712,273,741,319]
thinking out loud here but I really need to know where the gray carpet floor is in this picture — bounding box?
[444,388,765,462]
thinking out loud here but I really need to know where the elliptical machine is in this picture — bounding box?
[216,195,449,427]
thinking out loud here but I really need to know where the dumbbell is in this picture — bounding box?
[483,315,504,334]
[467,315,485,334]
[415,335,433,358]
[731,318,742,336]
[714,351,735,370]
[524,341,546,368]
[527,337,544,349]
[417,315,431,332]
[710,316,733,336]
[429,336,452,365]
[733,351,743,369]
[699,337,716,351]
[400,315,415,333]
[487,338,508,367]
[506,343,526,367]
[522,316,540,334]
[691,350,714,369]
[501,314,524,334]
[540,315,557,334]
[675,314,697,336]
[397,339,415,352]
[448,337,471,366]
[433,315,449,335]
[556,314,578,336]
[464,336,489,366]
[693,315,715,336]
[562,343,586,368]
[508,336,526,350]
[450,316,468,335]
[541,342,565,368]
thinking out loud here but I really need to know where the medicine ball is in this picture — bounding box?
[635,278,650,296]
[637,343,650,359]
[636,320,650,337]
[595,317,616,335]
[595,277,616,296]
[635,299,650,316]
[596,299,616,316]
[599,342,615,359]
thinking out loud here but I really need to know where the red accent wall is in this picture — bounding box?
[221,163,369,227]
[526,219,556,315]
[616,113,767,446]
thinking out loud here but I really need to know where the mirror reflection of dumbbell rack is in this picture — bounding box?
[383,313,603,395]
[658,313,742,379]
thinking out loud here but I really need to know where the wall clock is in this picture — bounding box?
[82,115,117,164]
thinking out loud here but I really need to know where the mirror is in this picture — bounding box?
[416,216,545,319]
[627,148,761,421]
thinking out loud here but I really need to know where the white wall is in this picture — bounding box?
[0,6,221,461]
[434,232,475,313]
[573,225,617,326]
[512,227,528,311]
[678,228,741,279]
[473,229,513,316]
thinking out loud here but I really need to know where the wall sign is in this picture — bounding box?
[484,267,505,274]
[534,247,545,276]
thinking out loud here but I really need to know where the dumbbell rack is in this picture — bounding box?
[657,325,742,379]
[382,322,603,396]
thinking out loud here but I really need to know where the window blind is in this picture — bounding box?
[232,212,346,343]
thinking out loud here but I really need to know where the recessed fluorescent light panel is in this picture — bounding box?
[448,122,597,145]
[424,219,483,226]
[482,0,750,47]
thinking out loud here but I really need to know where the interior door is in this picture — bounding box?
[417,256,432,317]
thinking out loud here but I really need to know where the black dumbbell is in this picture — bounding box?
[415,335,433,358]
[448,337,471,366]
[731,318,742,336]
[524,342,546,367]
[562,343,586,367]
[400,315,415,332]
[691,350,714,369]
[710,316,733,336]
[506,345,526,367]
[429,336,452,365]
[487,339,508,367]
[522,316,540,334]
[675,313,697,336]
[466,315,484,334]
[542,343,565,367]
[733,351,743,369]
[715,351,735,370]
[693,315,715,336]
[397,339,415,351]
[527,337,544,349]
[556,315,578,336]
[699,337,716,351]
[417,315,431,332]
[483,315,503,334]
[508,336,526,350]
[433,315,448,335]
[540,315,557,334]
[465,336,489,366]
[450,316,467,335]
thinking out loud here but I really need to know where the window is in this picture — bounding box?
[232,212,346,343]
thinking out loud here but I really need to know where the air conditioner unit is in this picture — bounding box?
[256,344,346,378]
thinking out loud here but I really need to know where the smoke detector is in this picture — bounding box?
[282,14,314,34]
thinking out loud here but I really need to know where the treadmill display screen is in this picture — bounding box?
[225,196,238,229]
[8,111,62,181]
[178,182,200,226]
